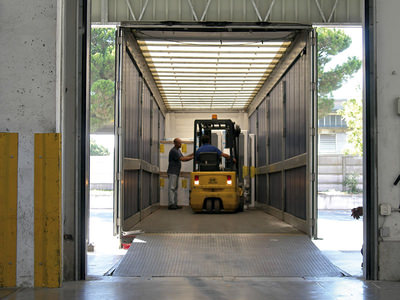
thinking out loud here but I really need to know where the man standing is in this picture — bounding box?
[167,138,194,210]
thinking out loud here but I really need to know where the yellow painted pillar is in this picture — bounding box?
[34,133,62,288]
[242,166,249,178]
[251,166,256,178]
[0,133,18,287]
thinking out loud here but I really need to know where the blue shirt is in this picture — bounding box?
[195,144,222,161]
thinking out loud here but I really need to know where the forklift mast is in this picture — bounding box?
[193,119,241,171]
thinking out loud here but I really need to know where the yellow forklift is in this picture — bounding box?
[190,118,244,213]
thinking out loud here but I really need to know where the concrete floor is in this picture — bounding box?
[2,276,400,299]
[2,205,400,299]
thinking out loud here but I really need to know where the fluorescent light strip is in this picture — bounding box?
[138,40,288,46]
[160,87,258,90]
[143,46,285,52]
[165,98,251,100]
[149,57,279,63]
[150,63,274,69]
[144,53,283,59]
[150,68,274,72]
[157,81,263,84]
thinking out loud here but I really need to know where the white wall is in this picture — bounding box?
[0,0,57,286]
[376,0,400,280]
[165,112,248,139]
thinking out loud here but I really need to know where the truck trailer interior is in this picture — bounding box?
[106,23,330,278]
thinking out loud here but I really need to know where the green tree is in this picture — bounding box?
[317,28,362,118]
[90,139,110,156]
[338,98,363,155]
[90,28,115,132]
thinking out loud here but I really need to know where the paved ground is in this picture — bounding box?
[315,210,363,277]
[88,190,127,276]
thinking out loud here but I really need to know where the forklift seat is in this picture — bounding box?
[198,152,220,171]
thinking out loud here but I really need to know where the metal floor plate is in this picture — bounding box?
[129,207,301,234]
[113,233,344,277]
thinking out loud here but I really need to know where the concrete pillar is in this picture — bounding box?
[375,0,400,280]
[0,0,58,286]
[1,0,89,286]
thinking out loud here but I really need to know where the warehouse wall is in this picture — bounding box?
[0,0,58,286]
[165,112,248,139]
[375,0,400,280]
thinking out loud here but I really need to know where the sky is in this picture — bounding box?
[324,27,363,100]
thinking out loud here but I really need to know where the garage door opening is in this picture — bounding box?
[313,26,364,277]
[87,23,362,279]
[88,26,127,277]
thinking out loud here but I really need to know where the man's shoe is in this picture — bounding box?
[168,205,177,210]
[175,205,183,209]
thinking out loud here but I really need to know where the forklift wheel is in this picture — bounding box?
[214,199,221,212]
[237,197,244,212]
[205,199,213,212]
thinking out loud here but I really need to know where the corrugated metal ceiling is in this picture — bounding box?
[91,0,363,25]
[137,38,291,110]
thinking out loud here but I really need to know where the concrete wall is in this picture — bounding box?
[318,154,363,192]
[165,112,248,140]
[0,0,57,286]
[376,0,400,280]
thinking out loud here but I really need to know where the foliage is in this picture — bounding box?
[344,173,361,194]
[90,28,115,133]
[338,98,363,155]
[91,79,115,132]
[90,139,110,156]
[317,28,362,118]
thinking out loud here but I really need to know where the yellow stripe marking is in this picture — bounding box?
[34,133,61,288]
[250,166,256,178]
[0,133,18,287]
[243,166,249,178]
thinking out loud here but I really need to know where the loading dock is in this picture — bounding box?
[113,208,343,278]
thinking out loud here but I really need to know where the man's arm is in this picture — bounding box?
[221,153,230,160]
[221,152,236,163]
[180,153,194,162]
